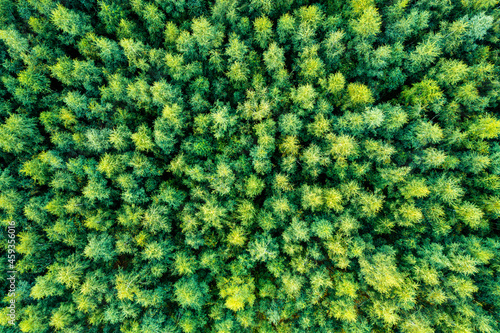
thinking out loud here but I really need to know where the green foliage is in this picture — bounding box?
[174,276,208,310]
[51,4,91,37]
[0,114,43,155]
[350,4,382,39]
[1,1,499,332]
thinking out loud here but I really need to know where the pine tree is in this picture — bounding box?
[51,4,91,37]
[0,114,43,155]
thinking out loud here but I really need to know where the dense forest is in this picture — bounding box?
[1,0,500,332]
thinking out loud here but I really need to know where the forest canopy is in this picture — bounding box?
[1,0,500,332]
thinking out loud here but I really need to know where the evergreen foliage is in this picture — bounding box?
[1,0,500,332]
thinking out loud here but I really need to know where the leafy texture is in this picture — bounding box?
[1,1,499,332]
